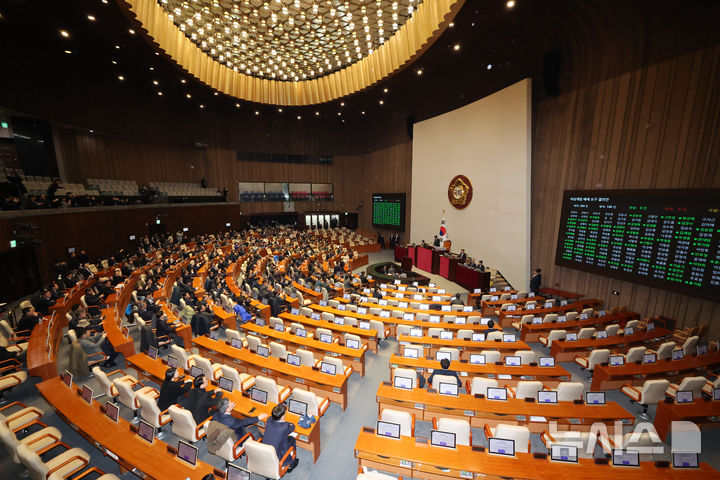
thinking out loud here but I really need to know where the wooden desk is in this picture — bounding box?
[467,288,517,306]
[126,354,323,462]
[550,328,672,362]
[374,383,633,433]
[499,299,603,329]
[540,288,584,301]
[481,295,547,315]
[37,376,216,479]
[388,355,572,387]
[591,351,720,391]
[238,321,367,376]
[192,336,349,409]
[293,282,323,301]
[654,398,720,441]
[354,431,720,480]
[397,335,530,361]
[520,311,638,343]
[280,312,379,352]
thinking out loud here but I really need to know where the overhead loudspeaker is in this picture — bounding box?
[542,48,562,97]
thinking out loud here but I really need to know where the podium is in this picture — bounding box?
[394,245,408,262]
[401,257,413,272]
[439,255,459,281]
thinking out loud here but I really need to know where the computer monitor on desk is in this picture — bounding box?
[167,355,179,368]
[438,382,459,396]
[189,365,203,378]
[436,351,452,362]
[251,388,268,404]
[138,420,155,444]
[376,421,401,439]
[177,440,198,466]
[430,430,456,449]
[586,392,606,405]
[287,353,301,366]
[320,362,337,375]
[218,376,234,392]
[81,385,93,404]
[673,452,699,469]
[538,391,558,404]
[488,438,515,456]
[470,354,486,365]
[105,402,119,422]
[550,445,578,463]
[539,357,555,367]
[227,464,251,480]
[288,399,308,417]
[147,346,158,359]
[393,376,413,390]
[404,347,419,359]
[612,449,639,467]
[487,387,508,401]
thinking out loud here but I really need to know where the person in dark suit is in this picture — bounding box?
[211,397,267,439]
[157,367,192,411]
[529,268,542,293]
[186,374,222,424]
[17,307,41,334]
[450,293,464,306]
[433,236,441,247]
[36,290,56,316]
[458,249,467,263]
[262,404,299,471]
[427,358,462,388]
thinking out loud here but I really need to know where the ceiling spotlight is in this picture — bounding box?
[117,75,125,81]
[379,100,384,105]
[297,115,302,120]
[199,104,205,109]
[180,79,186,84]
[101,0,108,3]
[59,30,70,38]
[453,44,461,51]
[64,50,72,54]
[340,102,345,106]
[128,29,135,34]
[89,129,94,133]
[383,88,388,93]
[149,67,154,71]
[337,112,341,116]
[416,69,423,75]
[506,0,515,8]
[235,103,240,108]
[278,108,283,112]
[255,111,260,115]
[111,60,117,64]
[152,80,159,85]
[115,45,120,49]
[315,111,320,116]
[448,22,454,28]
[213,92,218,96]
[186,93,192,98]
[361,111,366,115]
[157,91,163,96]
[87,15,96,21]
[486,63,493,70]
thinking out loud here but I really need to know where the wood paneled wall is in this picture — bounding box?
[531,45,720,336]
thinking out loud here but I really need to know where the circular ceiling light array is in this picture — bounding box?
[159,0,423,82]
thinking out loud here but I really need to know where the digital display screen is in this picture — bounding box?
[372,193,406,230]
[555,189,720,301]
[288,399,308,416]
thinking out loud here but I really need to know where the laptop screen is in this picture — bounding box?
[105,402,119,422]
[218,376,234,392]
[612,449,639,467]
[333,317,344,326]
[311,313,321,320]
[538,391,558,404]
[256,318,266,327]
[410,328,423,337]
[376,421,401,439]
[189,365,203,378]
[550,444,578,463]
[291,308,300,315]
[288,399,308,416]
[487,387,508,400]
[167,355,179,368]
[295,328,307,338]
[287,353,301,366]
[177,441,198,466]
[676,390,694,404]
[358,307,368,315]
[596,331,608,339]
[147,346,158,359]
[273,323,285,332]
[393,376,413,390]
[257,345,270,357]
[643,352,656,364]
[231,338,244,349]
[673,452,699,469]
[430,430,456,448]
[586,392,606,405]
[539,357,555,367]
[672,349,684,360]
[438,382,459,396]
[81,385,93,404]
[488,437,515,456]
[320,362,337,375]
[227,464,251,480]
[251,388,268,404]
[566,333,578,341]
[137,420,155,443]
[469,354,486,365]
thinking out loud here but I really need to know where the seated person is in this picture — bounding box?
[262,404,299,471]
[372,288,383,300]
[191,303,216,337]
[17,307,42,335]
[36,289,57,316]
[154,312,185,348]
[76,323,119,367]
[157,367,192,411]
[427,358,462,388]
[84,287,105,318]
[485,319,498,334]
[211,397,267,440]
[186,374,222,424]
[233,300,253,325]
[450,293,464,306]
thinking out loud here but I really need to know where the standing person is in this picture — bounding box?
[377,232,384,248]
[47,178,63,198]
[262,404,299,471]
[157,367,192,411]
[186,374,222,424]
[458,249,467,263]
[433,235,441,247]
[530,268,542,293]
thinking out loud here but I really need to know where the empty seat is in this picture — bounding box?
[253,376,291,404]
[380,408,414,437]
[666,376,707,399]
[574,349,610,372]
[16,444,90,480]
[244,438,296,479]
[289,388,329,417]
[484,424,530,453]
[469,377,498,396]
[539,329,566,347]
[137,392,172,437]
[621,379,670,415]
[433,417,471,446]
[556,382,585,401]
[220,365,255,392]
[508,381,543,400]
[168,405,208,443]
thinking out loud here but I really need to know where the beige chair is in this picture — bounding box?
[681,336,699,356]
[92,366,137,400]
[457,329,473,341]
[480,350,501,364]
[0,421,61,464]
[437,347,460,361]
[113,378,158,421]
[137,392,172,438]
[0,401,43,432]
[212,425,253,468]
[220,365,255,392]
[289,388,329,417]
[392,368,418,389]
[431,374,459,391]
[621,379,670,416]
[605,324,620,336]
[300,307,313,317]
[295,349,316,367]
[244,438,296,479]
[543,313,558,324]
[0,370,28,401]
[321,312,335,323]
[344,316,358,327]
[253,376,291,404]
[507,381,543,400]
[268,317,284,331]
[484,424,531,453]
[650,341,677,361]
[380,408,414,437]
[343,333,365,350]
[224,329,246,344]
[170,344,197,370]
[514,350,537,365]
[539,330,566,347]
[469,377,498,396]
[511,315,534,330]
[396,325,412,337]
[16,443,90,480]
[322,356,352,376]
[580,308,594,318]
[666,376,707,399]
[577,327,596,340]
[369,320,390,340]
[540,430,600,459]
[168,405,208,443]
[433,417,471,446]
[574,349,610,372]
[565,312,579,322]
[556,382,585,402]
[245,335,262,352]
[269,342,288,359]
[624,346,647,363]
[612,431,663,462]
[486,331,503,342]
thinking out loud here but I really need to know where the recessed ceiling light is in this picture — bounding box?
[506,0,515,8]
[278,108,283,112]
[154,52,159,56]
[337,112,341,116]
[315,111,320,116]
[487,63,493,70]
[416,69,423,75]
[453,44,461,51]
[199,104,205,109]
[115,45,120,49]
[149,67,154,71]
[186,93,192,98]
[128,29,135,34]
[340,102,345,106]
[361,111,365,115]
[379,100,384,105]
[448,22,454,27]
[111,60,117,64]
[101,0,108,4]
[117,75,125,81]
[152,80,158,85]
[64,50,72,54]
[180,79,186,84]
[213,92,218,96]
[89,129,94,133]
[255,111,260,115]
[87,15,96,22]
[59,30,70,38]
[235,103,240,108]
[297,115,302,120]
[157,91,163,96]
[383,88,388,93]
